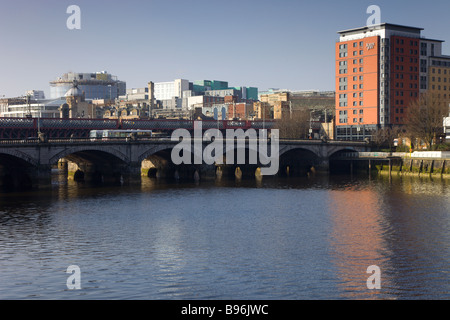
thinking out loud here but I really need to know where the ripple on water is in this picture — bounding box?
[0,175,449,299]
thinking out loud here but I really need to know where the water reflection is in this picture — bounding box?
[327,181,391,299]
[0,170,449,299]
[374,176,450,299]
[327,175,450,299]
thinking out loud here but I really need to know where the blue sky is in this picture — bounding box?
[1,0,450,98]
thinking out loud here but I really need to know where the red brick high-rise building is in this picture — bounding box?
[335,23,450,140]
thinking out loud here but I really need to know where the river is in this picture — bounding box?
[0,170,449,300]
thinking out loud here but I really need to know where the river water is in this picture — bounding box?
[0,170,448,300]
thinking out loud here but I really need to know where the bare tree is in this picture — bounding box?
[372,127,388,149]
[405,93,449,149]
[371,126,401,150]
[275,109,310,139]
[386,126,402,150]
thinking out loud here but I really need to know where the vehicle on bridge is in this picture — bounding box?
[89,130,154,141]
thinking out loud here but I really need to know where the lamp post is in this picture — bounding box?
[289,100,292,119]
[26,94,32,118]
[263,103,266,131]
[309,109,315,139]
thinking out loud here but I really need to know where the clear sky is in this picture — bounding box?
[1,0,450,98]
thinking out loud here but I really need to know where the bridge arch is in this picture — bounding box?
[48,145,130,166]
[138,145,192,179]
[137,145,177,164]
[0,150,39,191]
[49,146,131,184]
[278,146,321,177]
[278,144,321,158]
[216,144,265,179]
[328,147,360,175]
[327,146,359,159]
[0,149,39,167]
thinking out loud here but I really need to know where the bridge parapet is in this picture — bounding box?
[334,152,411,159]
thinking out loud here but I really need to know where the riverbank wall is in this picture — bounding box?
[375,152,450,178]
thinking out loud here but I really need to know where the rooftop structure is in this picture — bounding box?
[50,71,126,100]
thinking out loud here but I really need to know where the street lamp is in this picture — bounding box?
[289,100,292,119]
[263,103,266,131]
[309,109,315,139]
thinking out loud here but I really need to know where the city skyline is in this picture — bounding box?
[1,0,450,98]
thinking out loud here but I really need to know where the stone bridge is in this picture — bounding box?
[0,138,370,190]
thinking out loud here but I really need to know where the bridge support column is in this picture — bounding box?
[216,165,240,179]
[172,165,205,181]
[314,158,330,174]
[7,165,52,190]
[237,165,259,179]
[77,163,102,183]
[67,161,83,181]
[35,165,52,187]
[197,164,216,180]
[122,162,142,184]
[69,161,136,185]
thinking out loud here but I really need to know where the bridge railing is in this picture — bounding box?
[0,137,179,145]
[121,119,194,130]
[0,117,35,128]
[0,136,371,146]
[0,117,279,133]
[41,118,120,129]
[335,152,410,159]
[121,119,276,130]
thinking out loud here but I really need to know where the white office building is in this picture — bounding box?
[0,99,66,118]
[25,90,46,100]
[153,79,190,108]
